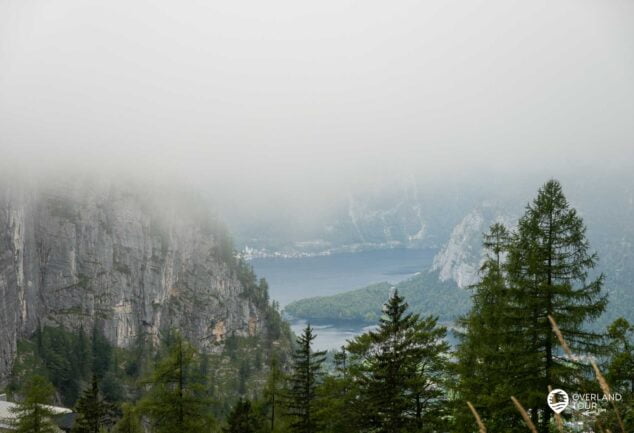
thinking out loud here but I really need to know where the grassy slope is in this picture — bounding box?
[284,271,471,324]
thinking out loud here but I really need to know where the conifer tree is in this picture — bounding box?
[605,318,634,393]
[314,345,360,433]
[75,326,92,381]
[111,403,142,433]
[454,181,608,432]
[91,325,112,380]
[347,291,449,433]
[368,291,415,432]
[139,332,215,433]
[223,398,259,433]
[263,356,284,431]
[284,325,326,433]
[72,374,114,433]
[599,318,634,431]
[453,223,525,432]
[333,346,347,374]
[506,180,607,432]
[10,375,58,433]
[408,316,450,431]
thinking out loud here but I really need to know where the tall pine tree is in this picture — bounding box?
[347,291,449,433]
[223,398,259,433]
[599,318,634,431]
[453,223,525,433]
[315,346,359,433]
[111,403,142,433]
[9,375,58,433]
[72,374,115,433]
[139,332,215,433]
[506,180,607,432]
[284,325,326,433]
[263,356,285,432]
[454,180,608,433]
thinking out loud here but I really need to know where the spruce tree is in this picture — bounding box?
[72,374,114,433]
[454,181,608,432]
[139,332,215,433]
[408,316,450,431]
[605,318,634,394]
[347,291,449,433]
[9,375,58,433]
[74,326,92,381]
[506,180,607,432]
[599,318,634,431]
[263,356,284,431]
[91,324,112,380]
[111,403,142,433]
[314,373,358,433]
[223,398,259,433]
[313,345,360,433]
[453,223,525,433]
[284,325,326,433]
[369,291,414,432]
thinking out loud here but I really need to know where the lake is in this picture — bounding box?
[287,319,377,352]
[250,247,437,350]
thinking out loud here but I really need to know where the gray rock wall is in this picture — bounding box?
[0,181,263,383]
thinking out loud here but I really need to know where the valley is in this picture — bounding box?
[250,248,438,350]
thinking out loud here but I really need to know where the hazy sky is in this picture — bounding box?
[1,0,633,200]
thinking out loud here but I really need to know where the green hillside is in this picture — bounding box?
[284,270,471,324]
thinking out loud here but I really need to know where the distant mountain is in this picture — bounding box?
[232,177,489,258]
[284,176,634,328]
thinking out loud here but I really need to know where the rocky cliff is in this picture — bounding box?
[0,179,272,383]
[431,205,516,288]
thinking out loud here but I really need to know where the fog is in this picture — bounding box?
[1,0,633,214]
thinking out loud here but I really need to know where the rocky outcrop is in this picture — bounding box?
[431,209,485,288]
[0,179,267,383]
[431,205,516,288]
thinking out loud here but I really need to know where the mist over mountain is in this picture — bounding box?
[280,173,634,326]
[2,1,634,430]
[0,175,289,384]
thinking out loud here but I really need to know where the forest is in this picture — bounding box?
[4,180,634,433]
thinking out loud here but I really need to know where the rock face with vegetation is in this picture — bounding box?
[0,178,280,384]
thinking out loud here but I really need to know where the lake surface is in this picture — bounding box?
[288,319,377,352]
[286,319,458,352]
[250,248,437,350]
[250,248,437,307]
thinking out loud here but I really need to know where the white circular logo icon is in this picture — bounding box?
[547,389,569,414]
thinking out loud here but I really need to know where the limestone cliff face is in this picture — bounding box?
[431,204,516,288]
[0,180,266,383]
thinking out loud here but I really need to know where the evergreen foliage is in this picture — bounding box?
[72,374,115,433]
[454,180,608,433]
[223,398,260,433]
[91,325,113,380]
[138,332,215,433]
[9,375,59,433]
[284,325,326,433]
[262,356,285,432]
[285,272,468,325]
[599,318,634,431]
[346,291,449,433]
[507,180,607,432]
[5,179,625,433]
[110,403,142,433]
[452,223,524,432]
